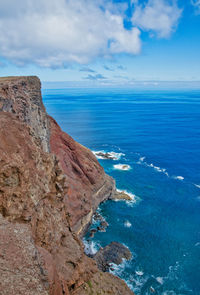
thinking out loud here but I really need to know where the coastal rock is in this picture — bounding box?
[93,242,132,272]
[114,191,133,201]
[94,152,117,160]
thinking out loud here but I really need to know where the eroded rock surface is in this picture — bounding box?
[0,76,50,152]
[0,76,134,295]
[0,112,97,294]
[49,116,115,235]
[73,272,133,295]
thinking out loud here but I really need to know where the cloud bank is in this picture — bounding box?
[0,0,182,68]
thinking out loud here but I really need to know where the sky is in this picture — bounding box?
[0,0,200,85]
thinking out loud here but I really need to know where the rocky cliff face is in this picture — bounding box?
[0,76,50,152]
[0,76,133,295]
[49,116,115,235]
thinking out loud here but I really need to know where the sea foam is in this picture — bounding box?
[173,175,184,181]
[124,220,132,228]
[113,164,131,171]
[83,239,99,256]
[137,155,169,177]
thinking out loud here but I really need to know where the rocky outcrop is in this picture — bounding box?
[93,242,132,272]
[114,191,133,201]
[0,76,134,295]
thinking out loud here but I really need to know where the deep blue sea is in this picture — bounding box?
[43,88,200,295]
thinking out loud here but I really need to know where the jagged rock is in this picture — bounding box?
[94,242,132,272]
[93,212,104,221]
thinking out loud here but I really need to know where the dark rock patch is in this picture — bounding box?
[93,241,132,272]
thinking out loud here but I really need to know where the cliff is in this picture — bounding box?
[0,76,133,295]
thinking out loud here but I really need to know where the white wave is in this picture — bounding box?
[173,175,184,181]
[137,155,169,177]
[113,164,131,171]
[194,183,200,189]
[109,258,128,276]
[156,276,164,285]
[83,239,99,256]
[124,220,132,228]
[139,156,146,162]
[92,150,124,160]
[148,163,169,176]
[135,270,144,276]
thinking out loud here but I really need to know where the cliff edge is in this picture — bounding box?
[0,76,133,295]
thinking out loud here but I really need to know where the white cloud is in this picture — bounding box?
[0,0,182,68]
[0,0,141,67]
[132,0,182,38]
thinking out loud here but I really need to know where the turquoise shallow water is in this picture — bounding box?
[43,88,200,295]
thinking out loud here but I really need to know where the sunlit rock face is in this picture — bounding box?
[0,76,50,153]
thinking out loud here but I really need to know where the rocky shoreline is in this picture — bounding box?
[0,76,134,295]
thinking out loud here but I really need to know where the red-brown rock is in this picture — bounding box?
[49,116,115,234]
[0,76,134,295]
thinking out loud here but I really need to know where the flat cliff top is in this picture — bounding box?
[0,76,39,82]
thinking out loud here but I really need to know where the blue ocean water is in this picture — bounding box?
[43,88,200,295]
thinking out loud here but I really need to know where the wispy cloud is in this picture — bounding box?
[84,73,107,80]
[132,0,182,38]
[80,67,96,73]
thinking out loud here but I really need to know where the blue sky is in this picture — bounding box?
[0,0,200,85]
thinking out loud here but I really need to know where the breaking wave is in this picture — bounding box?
[92,150,125,160]
[113,164,131,171]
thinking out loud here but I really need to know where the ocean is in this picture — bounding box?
[43,87,200,295]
